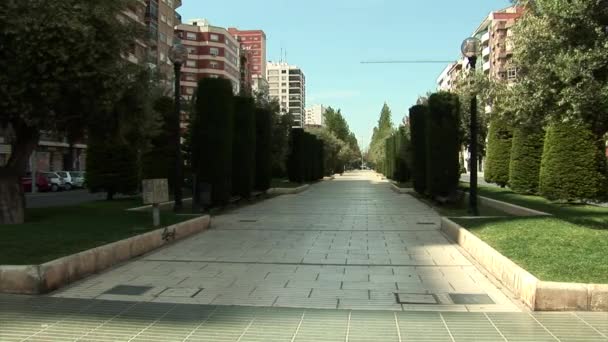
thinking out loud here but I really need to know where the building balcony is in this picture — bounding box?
[481,32,490,43]
[483,61,491,71]
[482,46,491,57]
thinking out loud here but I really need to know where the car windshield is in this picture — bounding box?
[57,172,68,177]
[45,173,58,179]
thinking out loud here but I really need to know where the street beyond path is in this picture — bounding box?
[53,171,518,312]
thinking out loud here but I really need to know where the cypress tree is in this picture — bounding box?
[255,107,272,191]
[485,117,512,187]
[509,126,544,194]
[232,96,256,199]
[426,92,461,199]
[87,140,138,200]
[539,122,607,201]
[190,78,234,206]
[409,105,428,195]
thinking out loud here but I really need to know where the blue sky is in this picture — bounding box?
[180,0,511,149]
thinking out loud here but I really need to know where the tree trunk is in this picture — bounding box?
[0,175,25,224]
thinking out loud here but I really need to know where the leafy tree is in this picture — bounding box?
[306,127,357,175]
[232,96,256,198]
[324,107,350,142]
[369,103,394,169]
[509,125,544,194]
[539,122,607,201]
[484,117,513,188]
[254,107,273,191]
[141,96,176,187]
[0,0,139,224]
[426,92,461,199]
[87,142,139,200]
[190,78,234,207]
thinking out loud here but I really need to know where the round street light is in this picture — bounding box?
[461,37,481,58]
[169,42,188,212]
[461,37,481,216]
[169,43,188,65]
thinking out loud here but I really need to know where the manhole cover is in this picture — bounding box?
[396,293,438,304]
[449,293,495,305]
[103,285,153,296]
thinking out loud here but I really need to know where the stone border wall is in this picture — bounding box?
[441,217,608,311]
[0,215,210,295]
[390,183,414,194]
[460,192,551,217]
[266,184,310,195]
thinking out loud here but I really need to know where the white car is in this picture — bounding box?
[56,171,86,190]
[43,172,66,192]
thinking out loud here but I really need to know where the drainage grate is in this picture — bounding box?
[239,219,258,223]
[395,293,439,304]
[103,285,153,296]
[449,293,495,305]
[416,222,436,225]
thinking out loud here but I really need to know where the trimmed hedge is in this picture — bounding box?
[539,122,607,201]
[485,117,512,187]
[409,105,428,195]
[383,127,412,183]
[255,107,272,191]
[426,92,461,198]
[141,96,175,188]
[509,126,544,194]
[232,96,256,199]
[190,78,234,206]
[86,141,139,200]
[287,128,325,183]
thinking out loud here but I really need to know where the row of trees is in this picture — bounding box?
[382,127,411,183]
[287,129,325,183]
[481,0,608,201]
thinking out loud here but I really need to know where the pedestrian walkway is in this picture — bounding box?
[52,171,518,312]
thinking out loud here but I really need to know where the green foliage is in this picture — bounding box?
[453,71,492,158]
[409,105,428,195]
[509,126,544,194]
[426,92,461,198]
[190,78,234,206]
[539,122,607,201]
[287,129,324,183]
[394,127,412,182]
[232,96,256,198]
[268,100,293,177]
[141,96,175,185]
[86,141,139,200]
[485,118,513,187]
[306,127,357,176]
[254,107,273,191]
[368,103,394,168]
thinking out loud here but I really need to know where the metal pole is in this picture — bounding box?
[173,62,183,212]
[152,203,160,227]
[468,56,479,216]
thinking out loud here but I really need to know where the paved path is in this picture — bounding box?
[53,171,518,312]
[3,171,608,341]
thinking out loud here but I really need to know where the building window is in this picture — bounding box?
[159,52,166,62]
[185,87,194,95]
[209,61,219,69]
[167,0,173,7]
[281,70,286,74]
[507,67,517,80]
[185,74,196,81]
[186,60,196,67]
[210,33,219,41]
[268,70,278,75]
[160,14,167,23]
[159,32,166,44]
[209,74,219,79]
[210,47,219,56]
[186,32,197,40]
[281,83,286,87]
[187,47,196,54]
[253,65,259,70]
[281,89,287,93]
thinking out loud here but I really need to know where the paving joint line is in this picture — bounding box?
[127,303,178,342]
[571,312,607,339]
[528,313,561,342]
[484,313,508,342]
[143,259,471,267]
[439,313,456,342]
[344,310,351,342]
[393,311,403,342]
[74,301,140,342]
[180,306,219,342]
[236,313,257,342]
[23,299,98,341]
[290,310,306,342]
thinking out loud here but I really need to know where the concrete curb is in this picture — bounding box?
[266,184,309,195]
[461,192,551,216]
[0,215,210,295]
[390,183,414,194]
[127,197,193,212]
[441,217,608,311]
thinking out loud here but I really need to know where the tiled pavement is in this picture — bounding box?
[3,171,608,341]
[1,295,607,341]
[51,171,518,312]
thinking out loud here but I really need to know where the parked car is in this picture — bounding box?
[56,171,85,190]
[21,172,52,192]
[42,172,66,192]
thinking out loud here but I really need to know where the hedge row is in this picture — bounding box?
[287,128,324,183]
[383,127,411,183]
[409,105,428,194]
[485,117,512,188]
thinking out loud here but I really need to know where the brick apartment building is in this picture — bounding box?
[227,28,268,93]
[175,19,241,99]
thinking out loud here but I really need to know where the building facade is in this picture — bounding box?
[145,0,182,81]
[266,62,306,127]
[304,105,326,127]
[227,28,267,79]
[175,19,241,99]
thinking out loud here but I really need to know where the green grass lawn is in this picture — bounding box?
[270,178,303,188]
[0,199,197,265]
[452,186,608,283]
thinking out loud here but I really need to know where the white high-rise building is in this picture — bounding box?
[266,61,306,127]
[304,105,326,127]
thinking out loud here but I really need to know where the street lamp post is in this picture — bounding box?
[169,43,188,212]
[461,37,481,216]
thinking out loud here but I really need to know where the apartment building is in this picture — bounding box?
[175,19,241,99]
[266,62,306,127]
[227,28,267,94]
[474,6,523,82]
[145,0,182,80]
[304,105,326,127]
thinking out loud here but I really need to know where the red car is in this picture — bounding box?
[21,172,52,192]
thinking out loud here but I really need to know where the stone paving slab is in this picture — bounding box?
[1,295,608,341]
